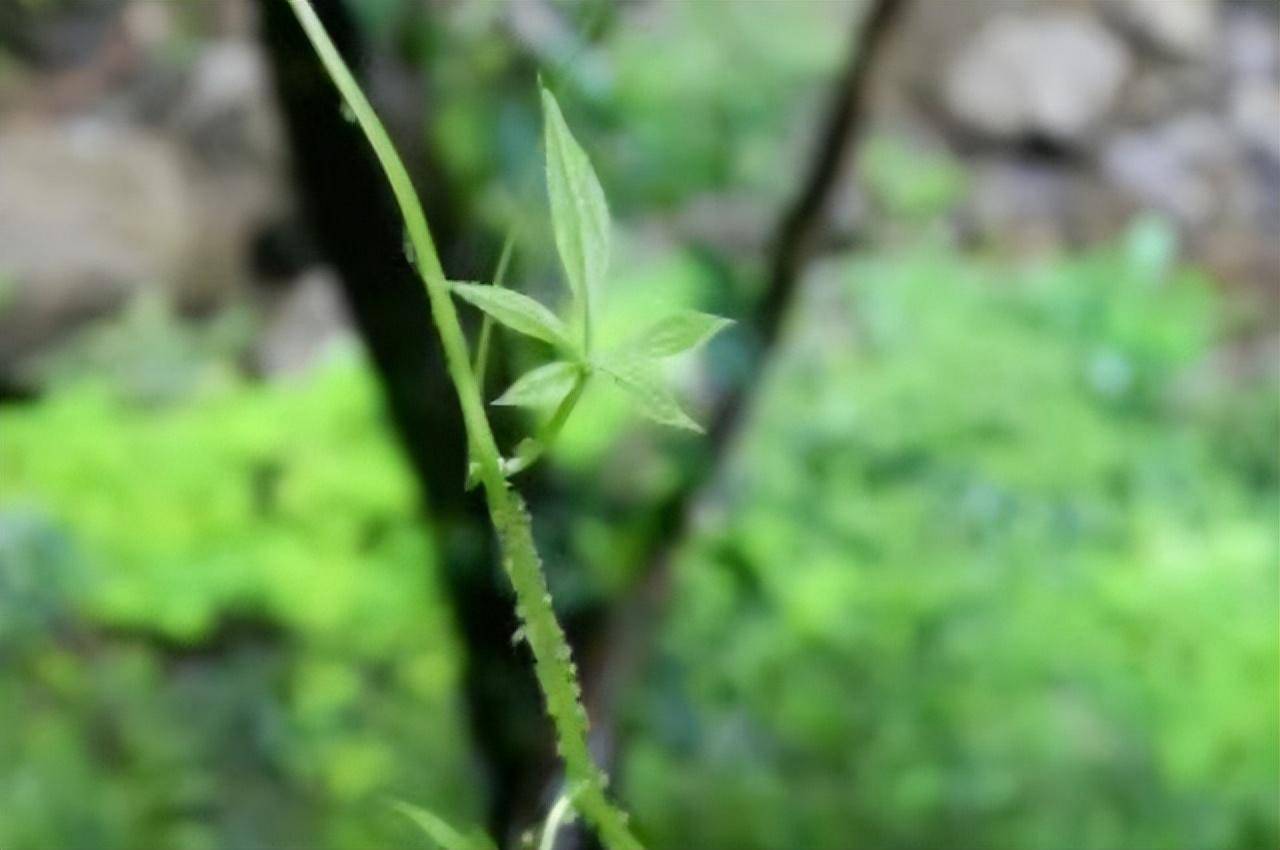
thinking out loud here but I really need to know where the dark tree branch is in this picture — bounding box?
[571,0,908,832]
[257,0,555,838]
[260,0,905,843]
[259,0,465,503]
[714,0,904,447]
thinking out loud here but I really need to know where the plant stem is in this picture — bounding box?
[504,372,587,478]
[474,230,517,396]
[284,2,640,847]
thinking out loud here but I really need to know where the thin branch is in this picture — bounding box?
[713,0,905,446]
[575,0,908,818]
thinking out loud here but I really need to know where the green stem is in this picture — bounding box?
[474,230,517,396]
[504,371,587,478]
[284,2,639,847]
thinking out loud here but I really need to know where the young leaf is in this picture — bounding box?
[616,311,734,359]
[452,283,574,352]
[542,86,610,311]
[513,436,543,466]
[472,230,518,395]
[493,361,581,408]
[390,801,496,850]
[600,360,703,432]
[467,233,517,489]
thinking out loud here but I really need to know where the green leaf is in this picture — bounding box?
[617,311,734,359]
[493,361,582,408]
[390,801,496,850]
[542,86,610,309]
[513,436,543,465]
[452,283,574,351]
[600,360,702,432]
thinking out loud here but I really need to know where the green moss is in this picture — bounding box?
[626,239,1278,850]
[0,360,480,849]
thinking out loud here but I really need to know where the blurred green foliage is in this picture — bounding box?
[0,362,479,850]
[1,0,1276,843]
[382,0,851,248]
[624,234,1279,850]
[1,230,1274,849]
[860,136,968,222]
[602,0,851,206]
[26,294,253,406]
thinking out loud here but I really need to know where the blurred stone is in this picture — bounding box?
[119,1,175,51]
[944,11,1131,146]
[253,270,354,379]
[173,40,279,171]
[1220,5,1280,81]
[672,194,774,255]
[1119,62,1217,124]
[1102,0,1218,59]
[167,38,289,312]
[0,120,193,368]
[0,0,123,71]
[1101,113,1235,225]
[958,159,1132,254]
[1231,82,1280,166]
[0,2,291,378]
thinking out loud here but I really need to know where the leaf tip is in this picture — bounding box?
[539,81,560,116]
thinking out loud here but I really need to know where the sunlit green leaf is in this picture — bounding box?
[600,360,702,432]
[616,311,734,359]
[493,361,582,408]
[514,436,542,465]
[390,800,496,850]
[542,86,610,310]
[451,283,574,351]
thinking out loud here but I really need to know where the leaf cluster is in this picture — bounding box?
[457,85,731,485]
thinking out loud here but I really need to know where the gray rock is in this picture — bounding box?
[958,158,1131,254]
[1231,82,1280,166]
[944,12,1132,146]
[1220,6,1280,82]
[172,39,281,172]
[1119,62,1218,125]
[166,37,289,311]
[253,270,355,379]
[1103,0,1218,60]
[0,121,194,367]
[961,160,1073,253]
[1101,113,1234,225]
[0,0,123,70]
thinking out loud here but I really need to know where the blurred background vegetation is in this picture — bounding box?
[0,1,1276,849]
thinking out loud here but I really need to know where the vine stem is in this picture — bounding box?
[283,2,640,847]
[474,229,517,395]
